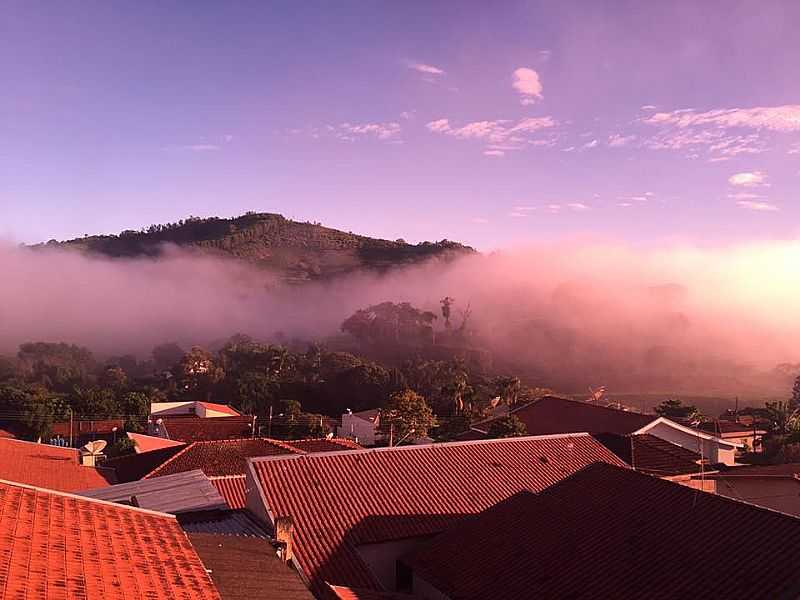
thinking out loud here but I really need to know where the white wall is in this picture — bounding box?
[338,414,378,446]
[150,401,196,417]
[645,421,737,465]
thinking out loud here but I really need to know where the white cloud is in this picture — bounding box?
[483,150,505,157]
[426,116,556,152]
[608,134,636,147]
[644,105,800,132]
[567,202,590,211]
[409,63,445,76]
[512,68,543,105]
[338,121,401,141]
[513,206,537,212]
[641,105,657,111]
[789,142,800,155]
[728,171,766,187]
[470,217,489,224]
[167,144,220,152]
[737,200,779,212]
[508,211,529,218]
[582,139,599,149]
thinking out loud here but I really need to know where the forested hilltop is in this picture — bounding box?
[33,212,475,282]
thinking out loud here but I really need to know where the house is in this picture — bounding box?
[78,469,229,514]
[243,434,626,597]
[467,396,741,465]
[0,438,115,492]
[698,419,768,453]
[339,408,383,446]
[0,478,221,599]
[402,462,800,600]
[48,418,127,447]
[151,400,242,418]
[150,415,256,442]
[592,433,711,484]
[694,463,800,517]
[189,533,315,600]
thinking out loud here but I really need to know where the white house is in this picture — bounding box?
[150,401,241,419]
[634,417,740,466]
[338,409,382,446]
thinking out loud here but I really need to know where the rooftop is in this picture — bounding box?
[104,443,187,483]
[500,395,657,436]
[209,475,247,509]
[699,462,800,480]
[79,469,229,514]
[404,462,800,600]
[158,415,256,442]
[593,433,704,477]
[0,438,115,492]
[0,478,220,599]
[128,431,186,453]
[178,509,269,538]
[248,434,626,597]
[146,437,362,479]
[189,533,314,600]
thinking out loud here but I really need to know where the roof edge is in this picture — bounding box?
[0,477,178,519]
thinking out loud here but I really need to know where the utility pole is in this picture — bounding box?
[389,423,394,448]
[268,406,273,438]
[68,407,73,448]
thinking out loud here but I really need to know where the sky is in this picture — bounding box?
[2,0,799,250]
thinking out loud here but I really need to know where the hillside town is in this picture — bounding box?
[3,387,800,599]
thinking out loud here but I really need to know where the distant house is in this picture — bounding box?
[151,401,242,418]
[592,433,712,485]
[695,463,800,517]
[149,415,257,442]
[0,438,115,492]
[0,479,221,599]
[243,434,626,597]
[338,408,383,446]
[466,396,741,465]
[48,418,127,447]
[401,463,800,600]
[698,419,768,453]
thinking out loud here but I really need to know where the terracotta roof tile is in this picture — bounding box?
[146,438,362,479]
[198,402,242,416]
[593,433,703,476]
[507,395,657,436]
[0,438,115,492]
[249,434,626,597]
[405,463,800,600]
[0,479,221,599]
[160,416,256,442]
[209,476,247,509]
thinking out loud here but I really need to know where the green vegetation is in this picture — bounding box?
[487,415,528,439]
[35,213,474,283]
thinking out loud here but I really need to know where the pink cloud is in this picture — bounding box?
[512,68,543,105]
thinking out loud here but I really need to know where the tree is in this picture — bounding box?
[766,400,797,436]
[152,342,185,372]
[791,375,800,410]
[380,389,437,442]
[17,342,96,392]
[440,297,455,329]
[654,398,701,421]
[177,347,224,400]
[342,302,437,346]
[487,415,528,438]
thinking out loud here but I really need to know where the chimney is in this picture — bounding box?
[274,516,294,563]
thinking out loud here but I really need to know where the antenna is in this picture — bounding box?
[82,439,107,455]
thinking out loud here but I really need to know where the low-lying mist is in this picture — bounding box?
[1,240,798,396]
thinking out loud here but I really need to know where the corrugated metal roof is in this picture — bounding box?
[249,434,626,597]
[79,469,228,514]
[178,509,269,538]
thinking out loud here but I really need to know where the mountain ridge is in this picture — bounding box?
[33,212,475,283]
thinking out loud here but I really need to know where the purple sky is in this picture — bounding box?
[2,1,799,250]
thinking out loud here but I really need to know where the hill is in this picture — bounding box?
[34,212,475,283]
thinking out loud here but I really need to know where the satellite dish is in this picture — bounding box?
[325,432,334,440]
[82,440,107,455]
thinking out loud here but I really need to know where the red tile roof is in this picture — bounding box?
[500,395,657,436]
[0,438,115,492]
[128,431,186,453]
[699,420,768,435]
[328,585,409,600]
[0,479,221,599]
[593,433,703,476]
[159,415,256,442]
[146,438,363,479]
[405,462,800,600]
[249,434,626,597]
[210,475,247,509]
